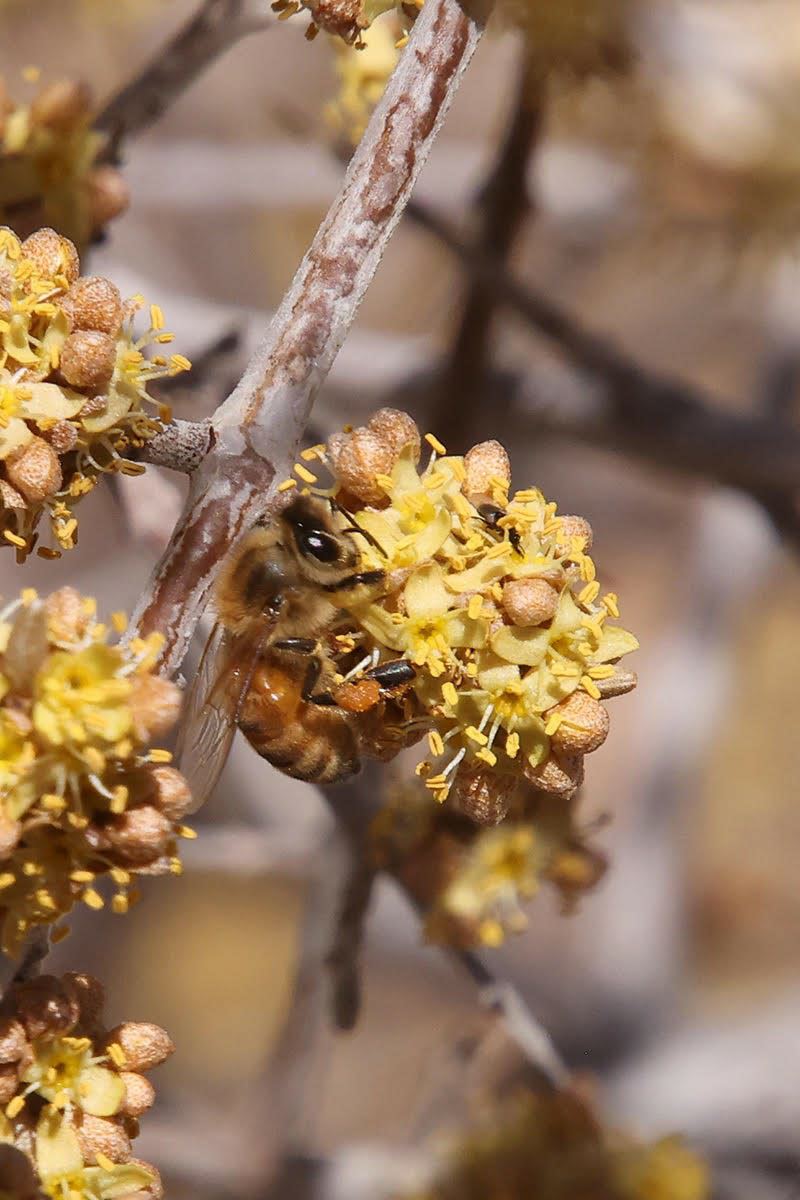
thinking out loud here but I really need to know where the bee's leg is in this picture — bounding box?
[321,569,385,593]
[300,654,338,706]
[273,637,318,654]
[366,658,417,692]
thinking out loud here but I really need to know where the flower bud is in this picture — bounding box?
[524,752,584,796]
[85,166,130,231]
[367,408,421,461]
[554,515,593,555]
[30,80,92,130]
[146,766,193,822]
[120,1072,155,1118]
[45,587,91,643]
[549,691,609,756]
[127,676,181,744]
[5,437,62,503]
[449,764,517,825]
[62,972,105,1028]
[75,1113,131,1165]
[129,1159,163,1200]
[0,1019,27,1066]
[62,276,123,337]
[59,330,116,390]
[103,1023,174,1072]
[20,229,79,284]
[595,668,637,698]
[327,428,395,506]
[105,807,174,867]
[0,480,25,510]
[463,440,511,501]
[12,976,80,1040]
[39,420,78,455]
[502,578,559,627]
[0,1063,20,1104]
[0,1144,41,1200]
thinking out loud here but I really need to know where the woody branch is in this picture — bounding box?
[128,0,487,673]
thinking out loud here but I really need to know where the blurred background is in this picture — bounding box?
[2,1,800,1197]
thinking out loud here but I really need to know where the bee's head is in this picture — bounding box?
[280,494,359,581]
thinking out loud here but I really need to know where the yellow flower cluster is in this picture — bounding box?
[0,227,189,562]
[286,410,638,824]
[325,16,402,146]
[272,0,420,48]
[0,587,194,954]
[0,971,170,1200]
[372,781,605,948]
[0,76,127,250]
[405,1088,708,1200]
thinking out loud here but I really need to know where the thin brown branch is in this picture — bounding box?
[128,0,487,673]
[321,769,567,1091]
[0,929,50,997]
[407,202,800,499]
[434,51,543,447]
[95,0,272,158]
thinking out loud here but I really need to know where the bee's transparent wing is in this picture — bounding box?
[177,621,248,813]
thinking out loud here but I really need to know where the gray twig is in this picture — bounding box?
[128,0,487,673]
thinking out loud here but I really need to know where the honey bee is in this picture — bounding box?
[178,494,418,807]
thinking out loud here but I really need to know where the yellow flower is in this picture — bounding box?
[291,413,639,811]
[438,825,543,946]
[326,15,402,145]
[34,1113,154,1200]
[0,588,191,952]
[355,562,487,678]
[33,646,133,753]
[21,1038,124,1117]
[0,228,189,560]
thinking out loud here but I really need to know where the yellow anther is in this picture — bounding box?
[441,682,458,707]
[602,592,620,618]
[580,675,601,700]
[294,463,318,484]
[465,725,489,746]
[428,730,444,757]
[544,712,564,736]
[106,1042,126,1068]
[505,732,520,759]
[277,478,297,492]
[424,433,447,456]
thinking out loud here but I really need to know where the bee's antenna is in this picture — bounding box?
[328,497,387,558]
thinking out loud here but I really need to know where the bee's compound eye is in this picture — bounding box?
[300,530,340,563]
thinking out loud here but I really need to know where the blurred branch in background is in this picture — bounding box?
[433,50,542,449]
[95,0,274,159]
[396,202,800,548]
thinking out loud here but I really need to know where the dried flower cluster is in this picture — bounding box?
[325,15,401,146]
[272,0,420,48]
[404,1088,708,1200]
[0,76,127,248]
[0,227,189,561]
[0,587,194,954]
[0,971,170,1200]
[372,780,605,948]
[286,410,637,825]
